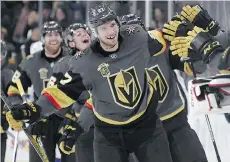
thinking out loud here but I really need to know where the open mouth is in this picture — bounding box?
[83,39,89,43]
[107,35,115,40]
[49,41,58,45]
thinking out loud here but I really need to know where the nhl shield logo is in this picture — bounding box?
[39,68,48,79]
[97,63,110,77]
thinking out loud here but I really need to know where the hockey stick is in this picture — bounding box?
[188,60,221,162]
[0,89,49,162]
[12,128,19,162]
[15,79,50,162]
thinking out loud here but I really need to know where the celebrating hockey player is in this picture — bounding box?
[5,21,76,162]
[1,40,17,162]
[48,23,94,162]
[6,3,174,162]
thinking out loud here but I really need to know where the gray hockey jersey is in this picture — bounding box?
[8,48,68,117]
[51,55,90,116]
[36,24,194,129]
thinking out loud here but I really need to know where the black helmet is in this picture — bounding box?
[64,23,90,54]
[88,3,118,28]
[119,14,145,30]
[1,40,8,65]
[42,21,63,37]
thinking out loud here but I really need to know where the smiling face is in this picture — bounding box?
[72,28,91,51]
[97,20,119,52]
[44,31,62,54]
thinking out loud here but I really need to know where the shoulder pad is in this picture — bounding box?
[148,29,168,56]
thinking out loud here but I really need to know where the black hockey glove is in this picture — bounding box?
[181,5,220,36]
[6,102,41,131]
[28,118,50,136]
[188,26,224,63]
[163,15,193,41]
[58,112,83,155]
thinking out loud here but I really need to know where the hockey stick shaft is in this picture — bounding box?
[0,89,49,162]
[12,130,19,162]
[11,80,26,162]
[15,79,50,162]
[190,62,221,162]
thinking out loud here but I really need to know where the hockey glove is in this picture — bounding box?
[1,106,9,132]
[163,19,193,41]
[218,46,230,74]
[188,26,224,63]
[6,102,41,131]
[29,118,49,136]
[58,112,83,155]
[181,5,220,36]
[170,37,201,61]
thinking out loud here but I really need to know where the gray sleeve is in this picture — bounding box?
[208,51,224,73]
[215,30,230,49]
[77,107,94,132]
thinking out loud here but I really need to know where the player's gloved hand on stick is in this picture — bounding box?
[6,102,41,131]
[58,112,83,155]
[162,15,193,41]
[181,5,220,36]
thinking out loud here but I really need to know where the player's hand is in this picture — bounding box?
[58,112,83,155]
[170,37,201,61]
[59,124,76,155]
[6,102,41,130]
[6,111,23,131]
[162,19,193,41]
[181,5,220,36]
[1,106,10,132]
[29,118,49,136]
[187,26,224,63]
[218,46,230,74]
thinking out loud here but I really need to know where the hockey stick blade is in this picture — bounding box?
[0,89,49,162]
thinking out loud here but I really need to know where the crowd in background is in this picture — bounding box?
[1,1,230,72]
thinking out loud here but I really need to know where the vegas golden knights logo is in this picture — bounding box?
[108,66,141,109]
[146,65,168,103]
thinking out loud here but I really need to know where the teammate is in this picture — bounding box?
[48,23,94,162]
[1,40,20,162]
[98,13,208,162]
[5,3,219,162]
[6,3,174,162]
[5,21,75,162]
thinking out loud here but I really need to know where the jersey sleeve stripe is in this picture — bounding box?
[84,102,93,110]
[7,85,20,96]
[41,86,75,109]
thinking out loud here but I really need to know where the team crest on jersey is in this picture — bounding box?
[39,68,48,79]
[126,25,136,35]
[107,66,141,109]
[145,65,168,103]
[97,63,110,77]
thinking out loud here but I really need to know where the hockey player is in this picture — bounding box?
[1,40,20,162]
[5,21,75,162]
[5,3,216,162]
[6,4,218,162]
[6,3,174,162]
[101,13,208,162]
[48,23,94,162]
